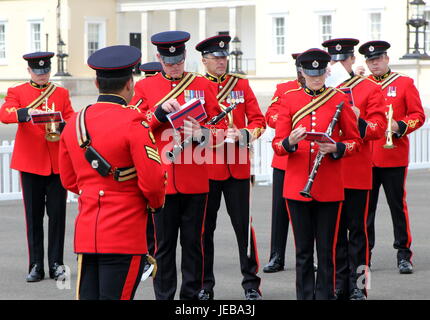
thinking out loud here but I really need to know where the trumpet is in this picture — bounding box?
[44,100,61,142]
[383,104,395,149]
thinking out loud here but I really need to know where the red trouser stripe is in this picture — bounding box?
[120,255,142,300]
[332,202,343,295]
[402,167,413,251]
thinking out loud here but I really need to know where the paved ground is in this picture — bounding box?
[0,169,429,300]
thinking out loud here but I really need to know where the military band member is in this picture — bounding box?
[195,35,266,300]
[130,31,223,300]
[0,52,74,282]
[263,52,304,273]
[272,49,362,300]
[59,45,166,300]
[139,61,163,258]
[358,41,426,274]
[322,38,387,300]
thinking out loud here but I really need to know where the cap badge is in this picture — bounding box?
[312,60,319,68]
[39,60,45,67]
[169,46,176,53]
[369,46,375,52]
[219,41,225,48]
[336,44,342,51]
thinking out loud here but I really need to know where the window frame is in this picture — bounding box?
[0,19,7,65]
[84,18,107,63]
[27,18,44,53]
[268,12,289,62]
[368,11,382,40]
[319,14,333,43]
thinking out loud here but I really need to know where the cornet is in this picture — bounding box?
[383,104,395,149]
[44,100,61,142]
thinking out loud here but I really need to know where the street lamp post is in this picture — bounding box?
[230,36,245,74]
[54,0,71,76]
[402,0,430,59]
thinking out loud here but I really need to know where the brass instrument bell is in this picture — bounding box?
[45,101,61,142]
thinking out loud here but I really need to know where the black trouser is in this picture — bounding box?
[202,178,260,293]
[336,189,370,295]
[286,199,341,300]
[20,172,67,272]
[147,214,155,257]
[268,168,289,264]
[77,254,145,300]
[368,167,412,263]
[153,193,207,300]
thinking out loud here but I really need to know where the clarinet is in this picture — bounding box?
[166,103,237,162]
[299,101,344,198]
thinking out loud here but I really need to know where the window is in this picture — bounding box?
[85,19,106,60]
[273,17,286,56]
[425,10,430,53]
[320,15,332,42]
[369,12,381,40]
[29,21,42,52]
[0,22,6,62]
[87,23,101,57]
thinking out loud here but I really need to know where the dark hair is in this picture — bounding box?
[96,75,132,93]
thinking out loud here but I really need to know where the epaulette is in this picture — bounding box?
[395,72,409,79]
[333,87,346,94]
[122,104,141,113]
[10,81,26,88]
[229,73,247,79]
[282,87,301,95]
[50,81,63,88]
[365,76,378,85]
[191,72,203,77]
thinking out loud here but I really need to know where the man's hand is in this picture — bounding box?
[355,66,366,76]
[161,99,181,113]
[226,126,241,142]
[316,142,337,155]
[184,116,203,141]
[288,125,307,145]
[28,109,44,115]
[391,121,399,133]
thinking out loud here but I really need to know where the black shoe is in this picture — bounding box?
[398,259,413,274]
[263,253,284,273]
[26,264,44,282]
[198,289,214,300]
[245,289,262,300]
[49,263,65,280]
[349,288,367,300]
[334,289,348,301]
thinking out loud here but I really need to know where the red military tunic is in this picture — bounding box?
[59,96,166,254]
[0,81,74,175]
[205,73,266,180]
[367,72,426,168]
[130,72,222,194]
[265,80,301,171]
[273,87,362,202]
[338,76,387,189]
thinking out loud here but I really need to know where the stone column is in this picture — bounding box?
[141,11,149,62]
[229,6,237,38]
[169,10,177,31]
